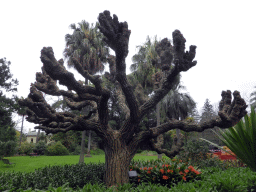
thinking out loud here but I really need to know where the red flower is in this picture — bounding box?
[182,176,187,181]
[162,175,169,180]
[147,171,151,174]
[160,169,165,174]
[184,169,189,173]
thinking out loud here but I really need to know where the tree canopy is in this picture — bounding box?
[0,58,20,143]
[18,10,248,188]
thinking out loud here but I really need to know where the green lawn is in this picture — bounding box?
[0,154,164,173]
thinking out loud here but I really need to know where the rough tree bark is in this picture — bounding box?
[18,10,247,188]
[79,130,86,163]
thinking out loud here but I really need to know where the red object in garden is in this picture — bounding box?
[213,151,221,156]
[212,150,237,160]
[219,155,237,160]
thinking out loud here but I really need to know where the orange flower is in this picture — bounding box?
[160,169,165,174]
[147,171,151,174]
[188,165,193,169]
[148,167,153,170]
[193,170,201,175]
[184,169,189,173]
[179,171,183,175]
[167,169,173,173]
[162,175,169,180]
[143,167,147,170]
[182,176,187,181]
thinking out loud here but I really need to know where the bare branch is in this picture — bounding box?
[40,47,101,97]
[149,90,247,138]
[98,11,139,123]
[140,31,197,118]
[149,133,185,159]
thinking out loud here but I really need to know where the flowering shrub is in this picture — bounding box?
[18,142,35,155]
[129,157,202,188]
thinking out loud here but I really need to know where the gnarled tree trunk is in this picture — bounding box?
[103,131,136,188]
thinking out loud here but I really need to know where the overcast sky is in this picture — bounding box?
[1,1,256,133]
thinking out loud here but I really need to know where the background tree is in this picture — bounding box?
[130,36,178,159]
[160,81,196,145]
[18,10,247,188]
[250,86,256,109]
[63,20,110,162]
[0,58,19,157]
[199,99,221,145]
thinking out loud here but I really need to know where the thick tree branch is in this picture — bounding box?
[140,31,197,118]
[35,72,100,102]
[63,96,96,111]
[115,83,130,120]
[149,90,247,138]
[149,133,185,159]
[98,10,139,123]
[40,47,101,97]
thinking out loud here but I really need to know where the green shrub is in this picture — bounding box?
[70,145,83,155]
[176,139,235,170]
[177,139,210,165]
[18,142,34,155]
[90,148,105,155]
[33,141,47,155]
[136,149,143,154]
[0,140,17,158]
[45,141,69,156]
[0,163,105,191]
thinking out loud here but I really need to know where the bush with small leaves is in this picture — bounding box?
[18,142,35,155]
[45,141,69,156]
[33,141,47,155]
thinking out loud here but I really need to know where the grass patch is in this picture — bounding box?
[0,151,163,173]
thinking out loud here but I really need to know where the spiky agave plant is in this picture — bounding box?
[200,106,256,172]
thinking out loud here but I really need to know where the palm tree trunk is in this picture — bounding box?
[176,115,181,144]
[156,103,162,159]
[79,130,86,163]
[87,130,92,156]
[19,114,25,147]
[36,129,40,143]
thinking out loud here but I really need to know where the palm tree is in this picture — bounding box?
[161,81,196,145]
[63,20,109,163]
[130,36,178,159]
[250,86,256,109]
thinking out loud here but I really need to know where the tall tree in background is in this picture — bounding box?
[250,86,256,109]
[130,35,164,158]
[161,82,196,145]
[200,99,217,142]
[0,58,19,143]
[63,20,110,162]
[18,10,248,188]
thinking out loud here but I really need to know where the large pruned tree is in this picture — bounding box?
[19,10,248,188]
